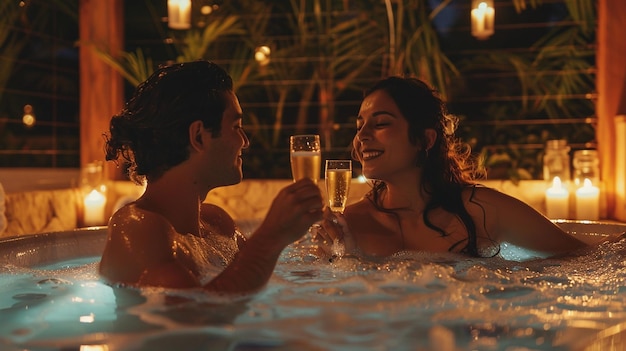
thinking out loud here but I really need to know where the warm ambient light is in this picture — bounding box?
[79,345,109,351]
[545,176,569,219]
[254,46,271,66]
[22,104,35,127]
[168,0,191,30]
[471,1,495,40]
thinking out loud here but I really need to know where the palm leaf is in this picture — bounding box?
[176,15,245,62]
[89,46,154,87]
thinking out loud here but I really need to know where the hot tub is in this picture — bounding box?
[1,220,626,350]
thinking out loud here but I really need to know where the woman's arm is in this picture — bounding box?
[466,187,588,256]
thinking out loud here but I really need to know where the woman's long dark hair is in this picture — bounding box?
[353,76,492,257]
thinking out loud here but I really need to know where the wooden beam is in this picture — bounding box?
[78,0,124,180]
[596,0,626,220]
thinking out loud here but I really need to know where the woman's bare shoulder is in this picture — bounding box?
[461,185,521,205]
[343,197,379,227]
[344,197,375,215]
[460,185,537,224]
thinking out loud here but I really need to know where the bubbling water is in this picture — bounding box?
[2,231,626,350]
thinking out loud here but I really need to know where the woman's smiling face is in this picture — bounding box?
[354,90,420,181]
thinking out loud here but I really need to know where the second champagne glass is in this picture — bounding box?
[325,160,352,213]
[290,134,321,184]
[325,159,352,258]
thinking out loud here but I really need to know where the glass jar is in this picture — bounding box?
[573,149,599,187]
[543,139,571,183]
[81,161,104,190]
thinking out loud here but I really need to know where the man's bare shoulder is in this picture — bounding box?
[200,203,236,238]
[109,202,175,238]
[100,203,181,285]
[201,203,233,219]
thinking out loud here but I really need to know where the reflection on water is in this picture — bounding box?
[2,238,626,350]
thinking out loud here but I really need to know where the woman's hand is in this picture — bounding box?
[312,207,355,256]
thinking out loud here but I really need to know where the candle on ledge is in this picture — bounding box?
[83,189,106,226]
[575,178,600,221]
[545,176,569,219]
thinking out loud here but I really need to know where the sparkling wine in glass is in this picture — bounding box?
[325,160,352,213]
[290,135,321,184]
[325,159,352,257]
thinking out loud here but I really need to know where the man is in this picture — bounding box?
[99,60,323,294]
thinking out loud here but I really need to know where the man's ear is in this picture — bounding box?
[188,120,206,152]
[424,128,437,151]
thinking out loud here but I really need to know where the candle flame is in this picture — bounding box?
[85,189,105,203]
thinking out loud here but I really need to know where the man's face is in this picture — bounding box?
[206,91,250,187]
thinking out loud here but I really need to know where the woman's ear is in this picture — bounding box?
[188,120,205,151]
[424,128,437,151]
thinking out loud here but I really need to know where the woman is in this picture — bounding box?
[316,76,587,259]
[99,60,323,294]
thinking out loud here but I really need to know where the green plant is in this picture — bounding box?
[385,0,459,98]
[454,0,596,180]
[84,0,596,180]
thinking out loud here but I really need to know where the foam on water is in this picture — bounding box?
[2,232,626,350]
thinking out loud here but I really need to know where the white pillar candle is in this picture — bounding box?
[168,0,191,30]
[575,178,600,220]
[83,189,106,226]
[545,176,569,219]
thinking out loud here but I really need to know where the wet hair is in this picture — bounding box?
[104,60,234,184]
[353,76,491,257]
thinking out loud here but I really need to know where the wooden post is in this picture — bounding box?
[79,0,124,180]
[596,0,626,220]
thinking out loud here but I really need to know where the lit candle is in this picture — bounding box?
[545,176,569,219]
[471,2,495,39]
[167,0,191,30]
[575,178,600,220]
[83,189,106,226]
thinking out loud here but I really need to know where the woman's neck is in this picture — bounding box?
[379,172,429,213]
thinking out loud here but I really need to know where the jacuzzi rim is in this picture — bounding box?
[552,219,625,225]
[1,220,624,267]
[0,225,108,244]
[0,226,108,267]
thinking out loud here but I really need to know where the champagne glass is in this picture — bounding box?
[325,159,352,258]
[289,135,321,184]
[325,160,352,213]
